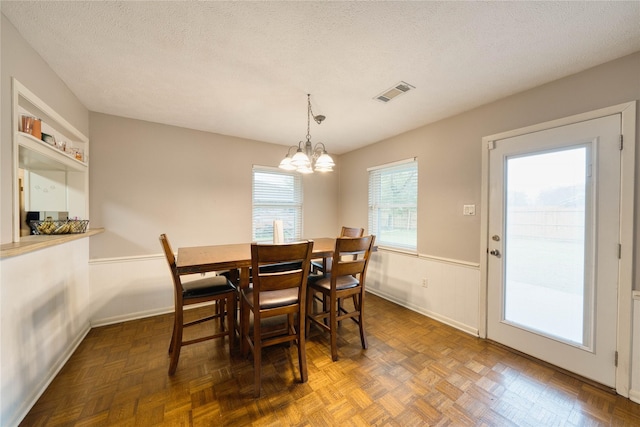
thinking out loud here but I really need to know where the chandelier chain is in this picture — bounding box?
[278,93,334,173]
[306,94,312,141]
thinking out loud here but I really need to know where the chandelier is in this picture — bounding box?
[278,94,335,173]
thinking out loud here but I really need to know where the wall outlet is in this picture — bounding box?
[422,278,428,288]
[463,204,476,216]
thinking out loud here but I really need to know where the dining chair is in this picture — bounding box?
[159,234,237,375]
[306,235,375,362]
[311,226,364,275]
[240,240,314,397]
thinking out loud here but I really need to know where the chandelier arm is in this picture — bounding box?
[287,145,298,156]
[313,142,327,152]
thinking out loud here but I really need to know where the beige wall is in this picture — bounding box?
[339,52,640,278]
[88,113,339,259]
[2,6,638,279]
[1,14,89,244]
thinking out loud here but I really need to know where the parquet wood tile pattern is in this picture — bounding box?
[21,294,640,426]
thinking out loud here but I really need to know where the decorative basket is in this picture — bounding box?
[30,219,89,235]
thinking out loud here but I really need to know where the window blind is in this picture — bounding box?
[368,158,418,251]
[252,166,302,242]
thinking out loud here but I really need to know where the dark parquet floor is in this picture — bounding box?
[20,293,640,426]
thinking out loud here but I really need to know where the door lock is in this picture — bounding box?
[489,249,501,258]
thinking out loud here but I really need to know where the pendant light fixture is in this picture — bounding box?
[279,94,335,173]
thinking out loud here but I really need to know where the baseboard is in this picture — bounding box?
[366,288,479,337]
[630,389,640,404]
[91,306,174,327]
[8,322,91,427]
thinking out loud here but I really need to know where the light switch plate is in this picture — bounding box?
[463,204,476,216]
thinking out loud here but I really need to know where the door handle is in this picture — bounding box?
[489,249,501,258]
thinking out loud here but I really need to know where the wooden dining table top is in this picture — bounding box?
[176,237,337,275]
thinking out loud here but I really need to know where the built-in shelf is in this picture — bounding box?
[12,78,90,243]
[17,131,87,172]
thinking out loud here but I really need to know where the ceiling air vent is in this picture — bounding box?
[375,81,415,103]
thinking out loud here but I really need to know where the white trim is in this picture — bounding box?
[366,156,416,171]
[630,389,640,405]
[480,101,636,398]
[483,102,634,143]
[91,306,173,328]
[378,246,418,256]
[7,323,91,427]
[89,253,164,264]
[367,288,479,337]
[418,253,480,269]
[617,101,636,397]
[12,79,89,143]
[91,300,217,328]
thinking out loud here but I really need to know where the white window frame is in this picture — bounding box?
[368,157,418,252]
[252,166,302,243]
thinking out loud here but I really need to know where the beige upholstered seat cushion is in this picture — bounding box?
[308,274,359,291]
[242,288,299,309]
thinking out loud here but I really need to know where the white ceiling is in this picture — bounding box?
[2,1,639,154]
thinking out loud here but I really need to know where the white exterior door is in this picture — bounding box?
[487,114,621,387]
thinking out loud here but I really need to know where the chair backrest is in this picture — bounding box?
[329,235,375,284]
[340,226,364,237]
[339,227,365,262]
[251,241,314,295]
[159,233,176,269]
[159,234,182,293]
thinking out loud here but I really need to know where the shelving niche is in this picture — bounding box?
[12,78,90,242]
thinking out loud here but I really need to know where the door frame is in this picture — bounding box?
[479,101,636,397]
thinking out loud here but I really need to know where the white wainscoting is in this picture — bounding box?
[90,250,482,337]
[88,254,226,327]
[89,254,174,326]
[367,250,481,336]
[1,239,91,427]
[631,291,640,404]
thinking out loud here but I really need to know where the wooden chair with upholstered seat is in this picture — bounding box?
[311,226,364,275]
[160,234,237,375]
[306,235,375,361]
[240,240,314,397]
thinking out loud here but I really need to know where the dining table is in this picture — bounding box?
[176,237,337,353]
[176,237,337,288]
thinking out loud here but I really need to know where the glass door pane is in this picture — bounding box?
[504,146,590,346]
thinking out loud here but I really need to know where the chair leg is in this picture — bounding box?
[168,313,178,354]
[232,291,240,344]
[168,307,184,375]
[323,294,330,326]
[297,311,308,383]
[253,313,262,398]
[305,289,312,337]
[287,313,294,347]
[241,298,250,357]
[354,294,368,350]
[216,300,224,329]
[330,295,339,362]
[227,295,236,349]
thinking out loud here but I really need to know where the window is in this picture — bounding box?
[368,158,418,251]
[252,166,302,243]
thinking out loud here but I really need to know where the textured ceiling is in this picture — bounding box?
[2,1,639,154]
